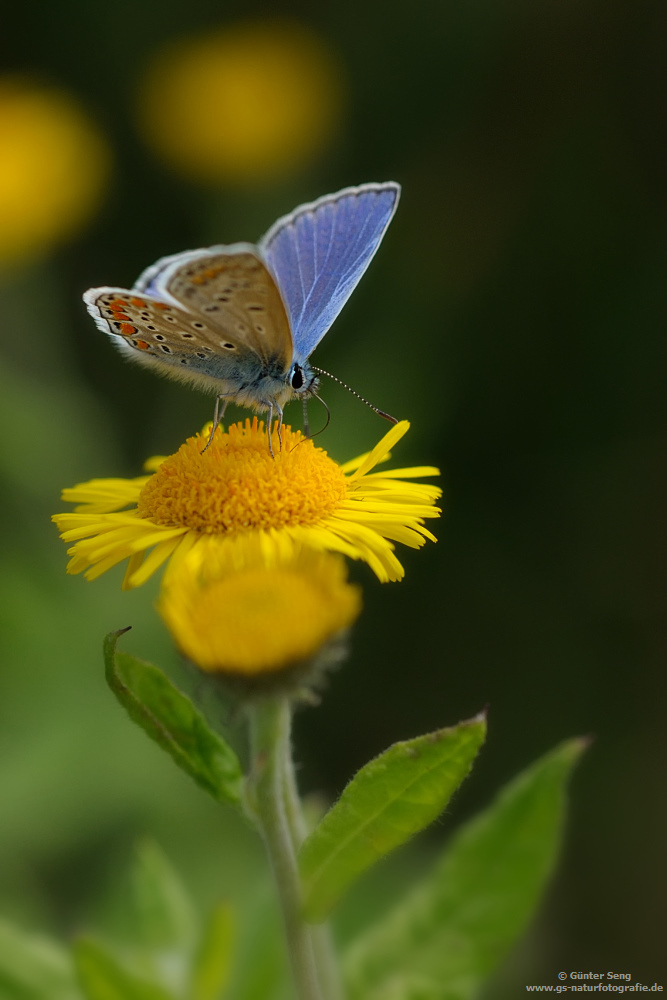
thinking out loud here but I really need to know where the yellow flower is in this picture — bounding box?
[158,540,361,677]
[136,20,345,184]
[0,77,110,266]
[53,419,440,589]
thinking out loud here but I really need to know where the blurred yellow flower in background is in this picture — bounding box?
[0,78,110,266]
[159,539,361,677]
[137,20,345,184]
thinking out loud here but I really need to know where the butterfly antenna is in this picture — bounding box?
[311,367,398,424]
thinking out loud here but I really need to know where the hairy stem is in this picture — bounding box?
[282,737,345,1000]
[249,696,323,1000]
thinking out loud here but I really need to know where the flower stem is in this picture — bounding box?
[282,734,345,1000]
[249,696,323,1000]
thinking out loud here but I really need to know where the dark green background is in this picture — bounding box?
[1,0,665,992]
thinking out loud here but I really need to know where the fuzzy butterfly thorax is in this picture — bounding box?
[218,358,319,415]
[84,182,400,434]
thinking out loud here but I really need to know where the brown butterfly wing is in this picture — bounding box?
[155,249,293,366]
[83,287,271,393]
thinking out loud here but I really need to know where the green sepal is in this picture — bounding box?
[73,938,176,1000]
[299,714,487,922]
[189,902,235,1000]
[128,839,197,952]
[343,738,588,1000]
[104,630,243,808]
[0,918,79,1000]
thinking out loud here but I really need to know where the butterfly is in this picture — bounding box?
[84,181,401,450]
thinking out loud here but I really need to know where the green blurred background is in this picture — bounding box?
[1,0,665,993]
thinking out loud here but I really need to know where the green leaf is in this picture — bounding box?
[343,738,588,1000]
[299,715,487,922]
[73,939,175,1000]
[0,918,79,1000]
[190,902,235,1000]
[129,840,197,952]
[104,630,243,807]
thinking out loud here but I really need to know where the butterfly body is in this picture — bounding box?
[84,182,400,429]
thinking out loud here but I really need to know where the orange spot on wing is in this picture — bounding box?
[112,312,131,321]
[130,297,148,307]
[192,265,224,285]
[120,323,137,335]
[111,300,130,310]
[154,303,170,310]
[134,339,150,350]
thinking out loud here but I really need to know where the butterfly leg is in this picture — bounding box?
[262,403,284,458]
[201,394,230,454]
[275,404,284,451]
[265,403,275,459]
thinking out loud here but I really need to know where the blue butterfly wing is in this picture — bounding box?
[259,182,400,361]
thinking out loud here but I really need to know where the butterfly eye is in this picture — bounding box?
[291,364,304,390]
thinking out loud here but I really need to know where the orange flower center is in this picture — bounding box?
[137,419,347,533]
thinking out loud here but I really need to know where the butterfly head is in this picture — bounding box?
[224,356,319,416]
[289,360,318,398]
